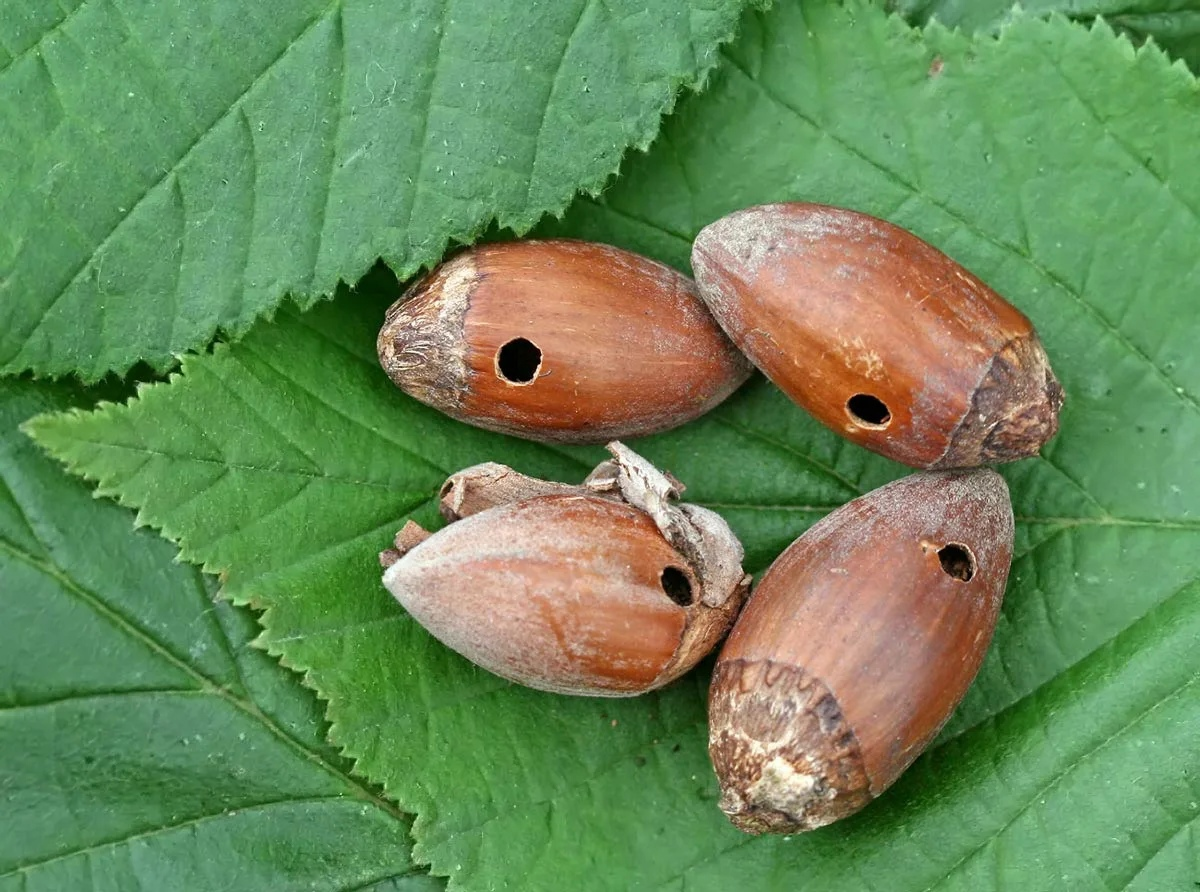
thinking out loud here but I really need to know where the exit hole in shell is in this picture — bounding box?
[660,566,694,606]
[496,338,542,384]
[847,393,891,428]
[937,543,976,582]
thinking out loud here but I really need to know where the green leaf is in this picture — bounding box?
[24,1,1200,889]
[0,0,756,381]
[1,379,440,891]
[886,0,1200,73]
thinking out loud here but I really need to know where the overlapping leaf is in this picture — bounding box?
[0,380,441,891]
[887,0,1200,72]
[24,1,1200,889]
[0,0,756,380]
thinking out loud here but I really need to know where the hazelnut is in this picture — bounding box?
[708,469,1014,833]
[377,239,752,444]
[691,203,1064,468]
[381,444,750,697]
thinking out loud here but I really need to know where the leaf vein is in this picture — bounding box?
[0,687,206,713]
[400,0,451,259]
[920,675,1198,892]
[310,5,347,289]
[233,341,450,481]
[45,436,410,490]
[233,498,433,597]
[9,0,344,358]
[710,416,862,496]
[0,793,358,879]
[0,0,90,78]
[523,0,593,214]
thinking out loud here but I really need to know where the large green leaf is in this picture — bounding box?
[0,0,756,381]
[0,379,441,892]
[24,1,1200,889]
[886,0,1200,72]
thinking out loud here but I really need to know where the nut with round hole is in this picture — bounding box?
[380,443,751,697]
[691,203,1065,469]
[708,468,1014,833]
[377,239,753,444]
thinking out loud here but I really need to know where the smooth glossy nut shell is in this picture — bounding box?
[378,239,753,444]
[708,469,1014,832]
[384,495,743,697]
[691,203,1064,468]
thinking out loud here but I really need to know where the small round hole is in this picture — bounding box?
[495,338,542,384]
[847,393,891,427]
[937,543,976,582]
[660,566,694,606]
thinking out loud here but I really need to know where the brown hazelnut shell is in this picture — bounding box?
[691,203,1064,468]
[381,443,750,697]
[708,469,1014,832]
[378,239,752,444]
